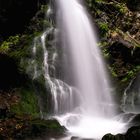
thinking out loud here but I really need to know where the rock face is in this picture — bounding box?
[0,0,46,38]
[127,0,140,11]
[0,54,25,90]
[87,0,140,93]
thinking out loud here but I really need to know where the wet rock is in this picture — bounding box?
[126,126,140,140]
[71,137,95,140]
[102,133,125,140]
[130,114,140,125]
[102,125,140,140]
[71,136,81,140]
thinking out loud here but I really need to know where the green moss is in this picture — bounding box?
[31,119,65,132]
[11,88,40,118]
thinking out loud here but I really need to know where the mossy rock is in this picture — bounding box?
[0,115,66,140]
[14,119,66,140]
[11,87,40,118]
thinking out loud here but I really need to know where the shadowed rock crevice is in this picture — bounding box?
[0,0,47,39]
[0,54,27,90]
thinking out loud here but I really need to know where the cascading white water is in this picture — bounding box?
[53,0,126,139]
[56,0,114,117]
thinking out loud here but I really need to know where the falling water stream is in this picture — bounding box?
[29,0,127,139]
[53,0,126,139]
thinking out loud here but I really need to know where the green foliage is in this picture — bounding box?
[115,3,128,14]
[109,63,140,84]
[98,41,110,59]
[122,65,140,82]
[0,34,34,63]
[121,65,140,82]
[98,22,109,36]
[0,35,20,53]
[121,71,133,82]
[109,67,118,77]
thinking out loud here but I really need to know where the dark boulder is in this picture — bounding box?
[102,125,140,140]
[102,133,125,140]
[128,114,140,126]
[126,126,140,140]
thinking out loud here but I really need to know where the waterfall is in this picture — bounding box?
[56,0,115,117]
[52,0,126,139]
[27,0,127,139]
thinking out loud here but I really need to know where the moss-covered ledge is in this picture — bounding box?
[0,116,66,140]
